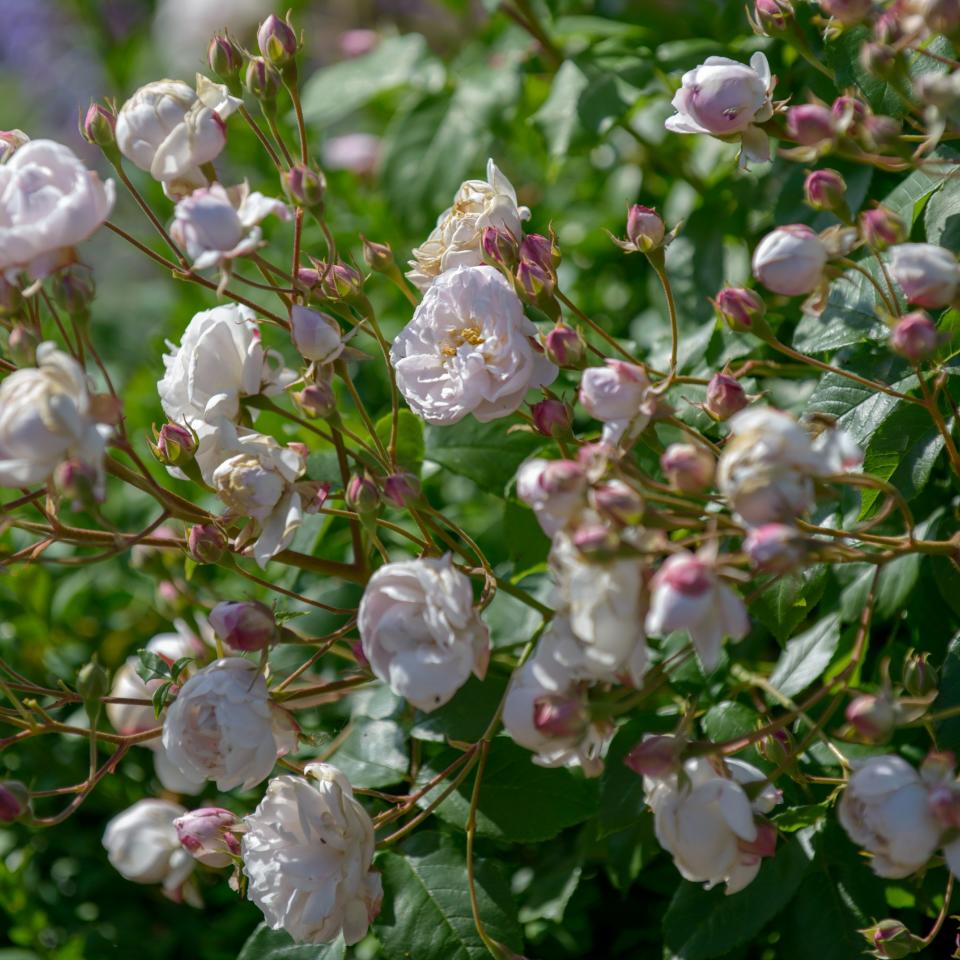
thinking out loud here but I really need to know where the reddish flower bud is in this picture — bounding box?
[81,102,116,148]
[819,0,871,24]
[383,472,421,508]
[753,0,794,33]
[624,735,681,778]
[756,728,795,767]
[804,168,847,213]
[533,694,588,738]
[301,262,365,304]
[283,164,326,210]
[520,233,560,273]
[860,114,902,150]
[294,381,337,419]
[890,311,939,362]
[859,919,922,959]
[832,95,868,131]
[187,524,227,565]
[739,821,778,858]
[54,458,99,508]
[625,204,665,252]
[481,225,520,271]
[153,422,197,467]
[744,523,806,572]
[0,781,29,822]
[360,234,394,273]
[540,459,585,495]
[705,371,749,420]
[516,260,556,314]
[346,474,380,516]
[174,807,243,867]
[245,56,281,101]
[530,397,572,438]
[210,600,278,652]
[207,34,244,80]
[846,693,897,742]
[590,479,644,525]
[903,650,938,698]
[543,323,587,369]
[258,14,299,66]
[660,443,715,493]
[712,287,765,333]
[860,205,907,250]
[571,522,619,558]
[785,104,835,145]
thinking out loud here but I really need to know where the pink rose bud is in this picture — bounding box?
[889,243,960,308]
[187,524,227,565]
[81,102,116,148]
[860,919,921,959]
[543,323,587,369]
[208,34,244,80]
[752,224,828,296]
[258,13,299,66]
[859,206,906,249]
[283,164,326,210]
[210,600,278,652]
[712,287,766,333]
[298,480,331,515]
[153,422,197,466]
[819,0,871,24]
[625,204,665,252]
[294,381,337,419]
[660,443,715,493]
[520,233,560,273]
[245,56,281,102]
[516,260,557,315]
[540,459,585,495]
[890,311,939,362]
[7,324,37,366]
[756,728,794,767]
[530,398,572,438]
[291,305,343,363]
[174,807,243,867]
[785,104,835,145]
[744,523,805,572]
[571,522,619,558]
[873,7,904,43]
[360,234,394,273]
[0,781,29,822]
[54,458,99,508]
[533,694,588,738]
[301,261,365,303]
[753,0,793,32]
[738,821,778,859]
[481,225,520,271]
[705,371,749,420]
[624,735,681,778]
[860,114,902,150]
[903,651,938,698]
[383,472,421,507]
[846,693,897,742]
[590,479,644,525]
[346,474,380,516]
[832,94,867,131]
[804,168,847,213]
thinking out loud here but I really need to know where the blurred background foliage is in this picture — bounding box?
[1,0,959,957]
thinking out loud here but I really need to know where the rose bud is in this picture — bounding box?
[846,693,897,742]
[520,232,560,273]
[753,0,794,34]
[187,524,227,565]
[54,458,99,509]
[174,807,243,867]
[245,56,281,102]
[744,523,806,572]
[516,259,557,316]
[533,694,589,739]
[301,261,365,304]
[832,94,868,129]
[890,310,939,362]
[804,168,847,215]
[756,728,795,768]
[82,102,116,149]
[625,204,665,252]
[660,443,715,493]
[479,225,519,272]
[860,206,906,250]
[294,381,337,419]
[346,473,380,516]
[590,479,644,525]
[0,781,29,822]
[889,243,960,307]
[705,371,749,420]
[860,43,900,80]
[785,104,835,146]
[283,164,326,210]
[383,472,421,508]
[210,600,278,652]
[819,0,872,24]
[291,305,344,364]
[360,235,395,273]
[152,422,197,467]
[543,323,587,369]
[258,13,299,67]
[208,34,244,81]
[903,650,938,698]
[859,919,922,960]
[624,735,681,778]
[712,287,765,333]
[571,521,620,559]
[860,114,902,150]
[7,324,37,367]
[530,397,572,438]
[752,225,828,296]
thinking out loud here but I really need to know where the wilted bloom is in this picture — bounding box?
[0,342,109,492]
[290,306,344,364]
[103,799,194,896]
[407,159,530,291]
[209,600,277,652]
[257,13,298,66]
[846,693,898,742]
[860,206,907,249]
[188,524,227,564]
[743,523,806,572]
[646,550,749,670]
[242,764,382,945]
[0,781,28,822]
[661,443,715,493]
[516,458,587,537]
[531,397,572,437]
[163,657,297,791]
[579,360,655,445]
[391,265,556,425]
[358,555,489,712]
[665,53,775,165]
[838,754,943,877]
[0,140,114,280]
[171,182,290,272]
[888,243,960,308]
[752,224,828,296]
[174,807,242,867]
[804,168,847,213]
[712,287,766,333]
[785,103,836,145]
[705,371,749,420]
[116,77,241,197]
[544,323,587,369]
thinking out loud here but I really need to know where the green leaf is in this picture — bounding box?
[805,371,915,448]
[375,409,425,476]
[662,831,814,959]
[136,649,171,683]
[169,656,193,681]
[933,631,960,753]
[376,831,522,960]
[328,718,409,789]
[768,615,841,699]
[598,718,649,837]
[151,681,172,718]
[772,803,829,833]
[410,674,508,744]
[236,924,346,960]
[752,565,828,645]
[424,420,545,495]
[532,60,590,159]
[700,701,760,743]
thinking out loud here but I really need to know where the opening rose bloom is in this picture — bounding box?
[516,457,587,537]
[242,764,382,945]
[664,52,775,166]
[752,224,829,296]
[102,799,195,900]
[116,76,241,198]
[0,139,114,280]
[391,265,556,425]
[0,342,109,492]
[358,554,490,712]
[170,181,290,274]
[159,303,295,428]
[174,807,243,868]
[162,658,298,791]
[406,158,530,291]
[644,549,749,671]
[578,359,655,445]
[888,242,960,308]
[503,619,611,777]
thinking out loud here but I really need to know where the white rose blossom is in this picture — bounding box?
[664,53,775,166]
[888,242,960,309]
[0,139,114,280]
[0,342,109,492]
[645,549,750,671]
[407,158,530,291]
[242,763,382,945]
[102,798,195,899]
[503,618,611,777]
[162,657,298,791]
[116,76,241,198]
[578,359,655,445]
[644,755,781,893]
[358,554,490,712]
[170,181,290,274]
[391,264,556,425]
